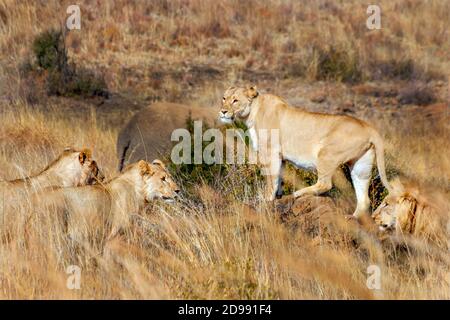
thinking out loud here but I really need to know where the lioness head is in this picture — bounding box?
[219,85,258,124]
[55,148,105,187]
[138,159,180,203]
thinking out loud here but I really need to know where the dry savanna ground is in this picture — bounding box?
[0,0,449,299]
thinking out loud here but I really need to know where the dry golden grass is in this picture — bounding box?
[0,0,449,300]
[0,100,449,299]
[1,0,449,101]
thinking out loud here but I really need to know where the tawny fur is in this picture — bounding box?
[219,86,391,217]
[117,102,216,171]
[0,148,104,238]
[30,160,179,248]
[373,179,449,247]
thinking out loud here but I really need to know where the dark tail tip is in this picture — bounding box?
[118,141,130,172]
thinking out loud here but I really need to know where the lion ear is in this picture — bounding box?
[245,85,258,99]
[79,148,92,165]
[152,159,166,169]
[138,160,152,176]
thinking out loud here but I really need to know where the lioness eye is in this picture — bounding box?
[162,176,166,182]
[222,97,225,101]
[232,99,238,104]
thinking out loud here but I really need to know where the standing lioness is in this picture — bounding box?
[32,160,179,245]
[219,86,391,217]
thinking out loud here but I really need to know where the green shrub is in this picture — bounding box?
[369,166,399,209]
[29,29,108,98]
[167,117,263,201]
[315,46,362,83]
[33,30,66,70]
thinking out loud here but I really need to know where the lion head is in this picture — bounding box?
[219,85,259,124]
[372,195,407,232]
[372,179,448,245]
[51,148,105,187]
[372,179,425,233]
[137,159,180,203]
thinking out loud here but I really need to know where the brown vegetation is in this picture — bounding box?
[0,0,448,299]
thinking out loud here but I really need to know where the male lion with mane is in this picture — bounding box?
[372,179,449,247]
[219,86,391,217]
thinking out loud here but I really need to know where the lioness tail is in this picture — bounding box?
[370,130,392,194]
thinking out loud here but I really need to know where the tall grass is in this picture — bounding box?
[1,0,448,100]
[0,101,449,299]
[0,0,448,300]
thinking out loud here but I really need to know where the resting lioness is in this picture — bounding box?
[219,86,391,217]
[0,147,104,193]
[0,147,104,241]
[31,160,179,245]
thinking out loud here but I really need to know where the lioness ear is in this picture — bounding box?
[79,149,92,165]
[138,160,152,176]
[152,159,166,169]
[245,85,258,99]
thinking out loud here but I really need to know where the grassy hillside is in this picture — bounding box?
[0,0,449,299]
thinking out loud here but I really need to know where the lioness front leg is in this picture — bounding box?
[261,157,283,201]
[293,159,336,198]
[293,177,333,198]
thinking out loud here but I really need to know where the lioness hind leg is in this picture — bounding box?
[350,148,374,217]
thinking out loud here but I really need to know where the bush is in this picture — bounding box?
[371,59,416,80]
[315,46,362,83]
[29,29,108,98]
[33,30,66,70]
[397,82,436,106]
[47,67,108,98]
[166,117,263,201]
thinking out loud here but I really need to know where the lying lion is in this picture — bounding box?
[31,160,179,247]
[372,179,449,246]
[0,148,104,238]
[0,147,104,193]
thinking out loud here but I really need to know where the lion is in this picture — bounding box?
[372,179,449,246]
[31,159,179,247]
[0,147,104,241]
[0,147,104,192]
[219,86,391,217]
[117,102,216,172]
